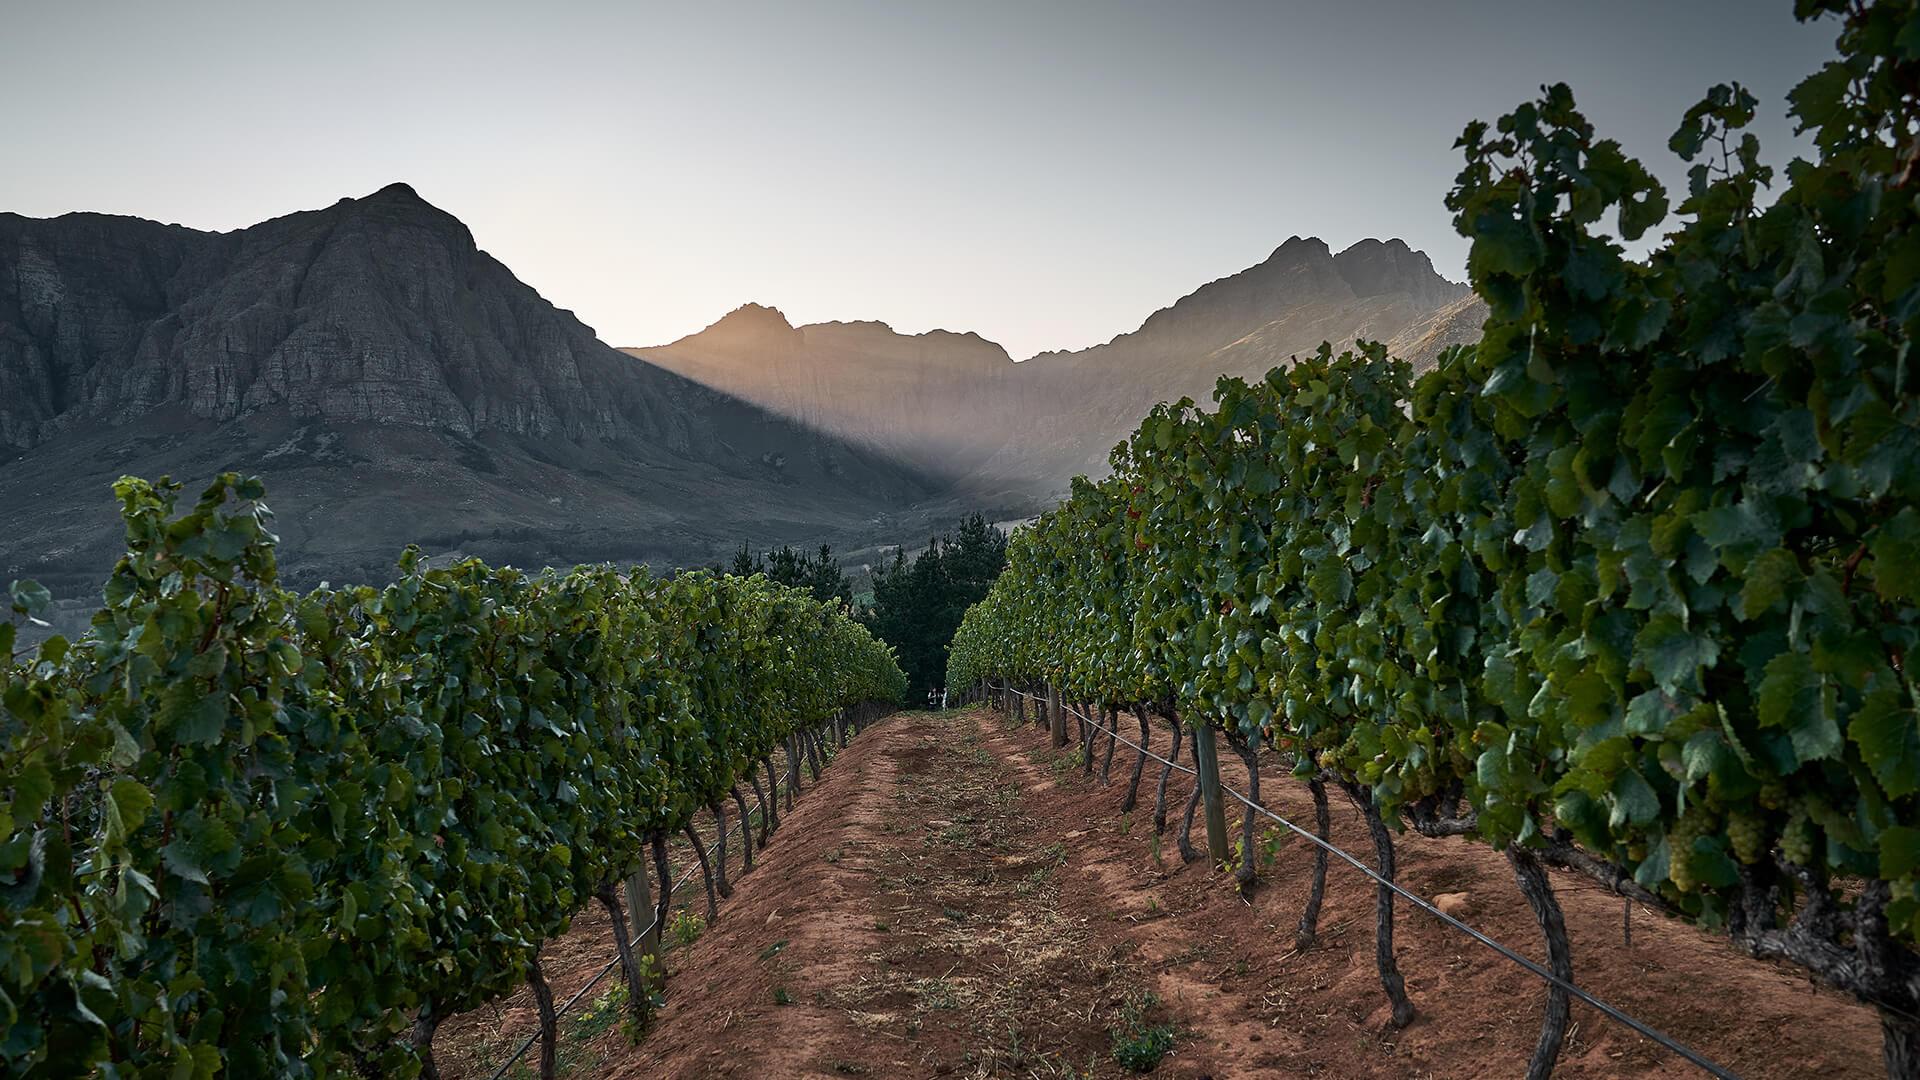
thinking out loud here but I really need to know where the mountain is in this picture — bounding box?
[1382,293,1490,373]
[1,185,1484,618]
[0,184,936,601]
[626,236,1474,507]
[626,305,1015,479]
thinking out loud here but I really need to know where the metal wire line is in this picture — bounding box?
[991,684,1741,1080]
[483,763,789,1080]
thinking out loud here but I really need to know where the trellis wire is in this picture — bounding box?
[482,750,796,1080]
[994,684,1741,1080]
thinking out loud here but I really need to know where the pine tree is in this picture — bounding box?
[864,517,1006,695]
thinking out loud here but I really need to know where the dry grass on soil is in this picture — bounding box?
[435,708,1886,1079]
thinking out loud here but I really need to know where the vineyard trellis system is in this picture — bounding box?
[480,717,859,1080]
[990,683,1740,1079]
[0,473,905,1078]
[950,6,1920,1076]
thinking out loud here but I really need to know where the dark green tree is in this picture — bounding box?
[731,542,853,605]
[866,514,1007,695]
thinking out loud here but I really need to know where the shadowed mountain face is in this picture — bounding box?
[626,235,1477,504]
[0,184,936,599]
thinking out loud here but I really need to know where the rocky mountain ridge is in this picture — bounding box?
[5,183,702,449]
[627,233,1479,497]
[0,185,936,596]
[1,183,1487,609]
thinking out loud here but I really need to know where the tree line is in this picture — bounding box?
[730,516,1009,698]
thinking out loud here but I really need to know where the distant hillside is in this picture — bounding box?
[627,236,1475,508]
[1,185,1487,605]
[0,184,936,597]
[627,305,1015,480]
[1383,293,1489,373]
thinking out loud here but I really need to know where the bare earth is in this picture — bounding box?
[440,707,1885,1079]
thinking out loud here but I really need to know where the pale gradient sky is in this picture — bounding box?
[3,1,1833,359]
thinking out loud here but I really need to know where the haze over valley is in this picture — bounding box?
[1,183,1480,603]
[629,235,1482,501]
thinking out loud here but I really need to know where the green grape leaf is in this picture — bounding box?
[1869,508,1920,603]
[1738,548,1801,620]
[1609,767,1661,828]
[1758,651,1841,763]
[110,779,155,834]
[12,762,54,814]
[8,578,52,617]
[175,693,229,746]
[1850,683,1920,799]
[1637,615,1719,690]
[1881,825,1920,881]
[1691,502,1780,573]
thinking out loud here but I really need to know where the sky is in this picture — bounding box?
[3,1,1836,360]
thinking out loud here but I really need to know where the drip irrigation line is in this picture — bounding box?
[483,748,801,1080]
[992,684,1741,1080]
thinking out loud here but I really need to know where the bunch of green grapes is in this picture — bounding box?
[1667,804,1718,894]
[1780,801,1818,868]
[1726,808,1767,865]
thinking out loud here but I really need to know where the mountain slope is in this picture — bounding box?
[0,185,936,596]
[626,236,1471,506]
[1382,293,1489,373]
[625,304,1015,479]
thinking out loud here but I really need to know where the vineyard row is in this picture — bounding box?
[947,12,1920,1073]
[479,722,851,1080]
[989,683,1737,1077]
[0,473,905,1078]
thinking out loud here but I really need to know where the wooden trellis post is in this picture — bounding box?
[625,865,659,986]
[1189,722,1230,865]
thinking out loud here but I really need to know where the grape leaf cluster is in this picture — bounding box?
[1,473,904,1076]
[952,0,1920,1043]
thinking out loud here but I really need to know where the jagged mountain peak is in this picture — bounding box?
[670,302,801,352]
[657,308,1018,373]
[1266,234,1334,263]
[716,301,793,329]
[299,181,477,248]
[365,180,426,203]
[1332,237,1460,304]
[801,320,1010,357]
[338,181,451,219]
[1339,236,1410,253]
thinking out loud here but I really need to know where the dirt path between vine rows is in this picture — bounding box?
[445,707,1886,1079]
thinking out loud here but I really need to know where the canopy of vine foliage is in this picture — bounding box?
[950,0,1920,1046]
[1,474,904,1076]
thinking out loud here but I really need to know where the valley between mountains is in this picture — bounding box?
[0,184,1481,621]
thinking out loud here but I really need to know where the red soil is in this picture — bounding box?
[439,708,1885,1079]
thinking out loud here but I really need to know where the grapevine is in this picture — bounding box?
[0,473,904,1077]
[951,2,1920,1074]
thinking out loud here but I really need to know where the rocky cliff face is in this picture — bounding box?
[1381,293,1489,373]
[0,186,936,593]
[629,234,1473,504]
[1,212,227,450]
[1,184,712,450]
